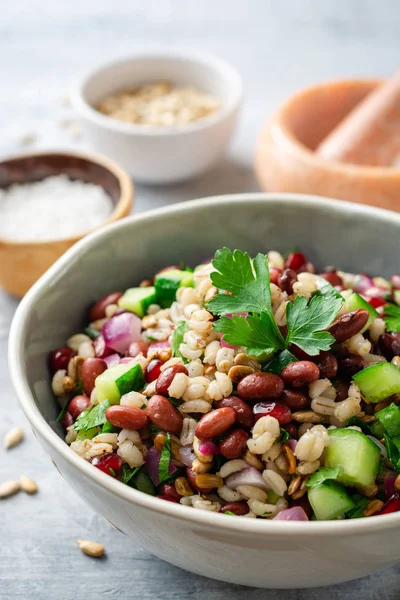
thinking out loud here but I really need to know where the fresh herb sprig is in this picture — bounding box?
[207,248,343,357]
[74,400,110,432]
[383,303,400,333]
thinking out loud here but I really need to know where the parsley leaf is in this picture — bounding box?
[306,466,340,489]
[74,400,110,432]
[383,303,400,333]
[56,398,71,423]
[279,428,290,442]
[109,468,116,477]
[84,326,101,339]
[121,463,142,485]
[171,320,189,360]
[224,510,236,516]
[208,249,272,315]
[158,432,172,484]
[346,493,370,519]
[213,313,284,356]
[263,349,298,375]
[285,294,343,356]
[346,416,373,435]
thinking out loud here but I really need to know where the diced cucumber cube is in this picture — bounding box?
[308,481,355,520]
[95,363,144,404]
[325,428,380,487]
[118,287,157,317]
[353,362,400,403]
[155,269,194,308]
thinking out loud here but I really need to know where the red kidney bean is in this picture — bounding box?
[214,396,254,429]
[281,361,320,387]
[195,407,236,441]
[279,268,298,294]
[186,467,212,494]
[253,401,292,424]
[105,405,149,430]
[269,267,282,286]
[145,359,163,383]
[68,395,91,420]
[379,333,400,360]
[314,351,338,378]
[89,292,123,322]
[285,252,307,273]
[48,347,75,375]
[157,494,179,503]
[127,340,149,358]
[327,309,369,343]
[220,501,249,516]
[155,364,188,396]
[219,429,249,459]
[337,355,365,378]
[91,452,122,476]
[335,379,350,402]
[160,482,181,501]
[61,411,73,429]
[146,395,183,434]
[237,372,284,402]
[321,271,343,287]
[281,388,309,411]
[282,423,298,439]
[81,357,107,396]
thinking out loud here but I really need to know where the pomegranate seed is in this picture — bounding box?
[160,482,180,501]
[269,267,282,286]
[91,453,122,477]
[390,274,400,290]
[253,401,292,425]
[378,494,400,515]
[157,494,178,503]
[321,271,342,287]
[48,347,74,374]
[145,359,163,383]
[285,252,307,273]
[369,297,386,309]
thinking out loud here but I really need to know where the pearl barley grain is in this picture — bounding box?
[0,175,112,242]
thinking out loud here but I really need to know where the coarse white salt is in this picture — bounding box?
[0,175,113,242]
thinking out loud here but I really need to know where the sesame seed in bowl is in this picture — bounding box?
[71,51,243,184]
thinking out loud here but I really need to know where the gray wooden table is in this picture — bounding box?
[1,2,399,597]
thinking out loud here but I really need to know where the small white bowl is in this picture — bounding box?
[71,51,243,184]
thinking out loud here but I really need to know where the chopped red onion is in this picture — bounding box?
[274,507,309,521]
[287,439,297,452]
[199,441,219,455]
[354,274,374,295]
[120,357,136,364]
[148,340,171,352]
[179,446,196,467]
[225,466,268,491]
[145,446,177,486]
[104,353,120,368]
[102,312,141,354]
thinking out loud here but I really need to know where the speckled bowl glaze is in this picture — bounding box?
[9,194,400,589]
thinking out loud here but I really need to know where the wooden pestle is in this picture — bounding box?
[317,70,400,167]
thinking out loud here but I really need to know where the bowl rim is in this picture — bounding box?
[0,150,134,246]
[71,49,243,137]
[270,77,400,178]
[9,192,400,536]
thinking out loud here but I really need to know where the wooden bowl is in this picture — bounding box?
[0,151,133,297]
[255,79,400,211]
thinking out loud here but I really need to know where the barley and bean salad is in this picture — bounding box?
[49,249,400,521]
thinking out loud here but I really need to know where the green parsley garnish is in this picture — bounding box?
[306,466,340,489]
[56,398,71,423]
[279,428,290,443]
[158,432,172,484]
[74,400,110,432]
[383,303,400,333]
[224,510,236,516]
[208,248,343,358]
[84,326,101,339]
[121,463,142,485]
[109,468,116,477]
[263,349,297,375]
[171,320,189,360]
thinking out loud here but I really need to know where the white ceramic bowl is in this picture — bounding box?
[71,52,243,184]
[9,194,400,589]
